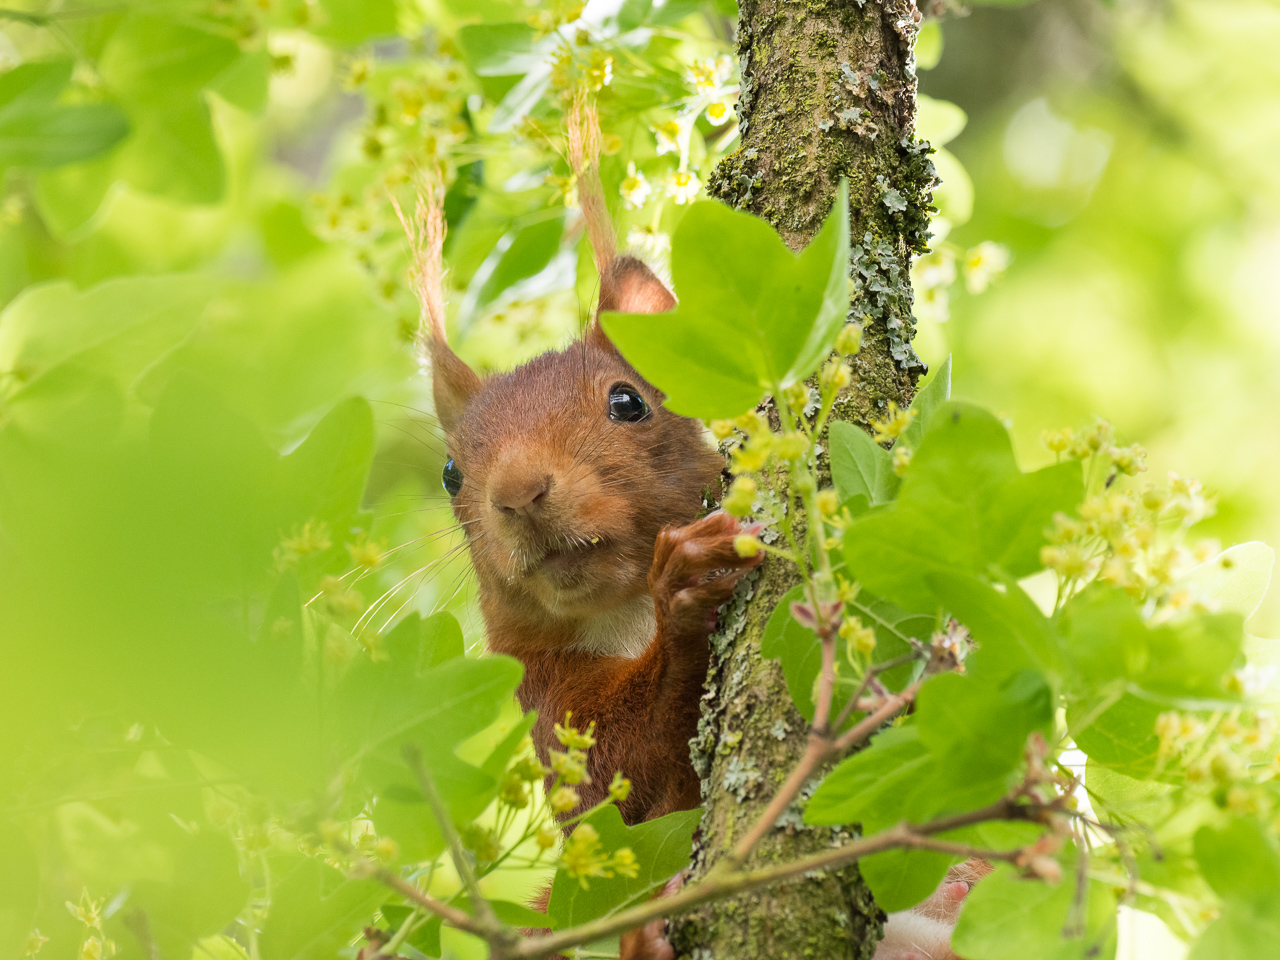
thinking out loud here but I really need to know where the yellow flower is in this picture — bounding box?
[550,748,590,785]
[891,445,912,477]
[870,402,916,444]
[840,616,877,657]
[550,786,581,814]
[733,534,762,558]
[555,715,597,749]
[774,432,809,462]
[710,419,736,440]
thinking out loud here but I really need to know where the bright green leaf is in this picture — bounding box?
[1060,586,1243,705]
[951,860,1118,960]
[0,61,128,171]
[602,182,851,419]
[844,402,1082,611]
[915,669,1053,784]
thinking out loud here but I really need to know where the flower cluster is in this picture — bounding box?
[1155,709,1280,820]
[559,823,639,888]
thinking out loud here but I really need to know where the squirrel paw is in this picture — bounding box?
[650,510,763,638]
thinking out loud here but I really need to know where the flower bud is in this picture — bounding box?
[891,445,912,477]
[835,323,863,355]
[723,477,757,517]
[710,419,736,441]
[609,772,632,803]
[549,786,581,814]
[816,490,839,516]
[820,358,851,391]
[734,534,762,558]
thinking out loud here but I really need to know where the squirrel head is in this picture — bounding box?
[431,257,723,628]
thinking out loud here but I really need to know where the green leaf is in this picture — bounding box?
[1060,586,1244,705]
[460,215,564,329]
[457,23,541,76]
[805,726,937,830]
[259,858,384,960]
[0,61,128,171]
[547,806,699,929]
[1189,908,1280,960]
[844,402,1082,611]
[602,182,851,419]
[1069,694,1164,779]
[0,274,214,401]
[914,20,944,71]
[828,420,894,506]
[916,669,1054,784]
[859,847,956,913]
[898,353,952,453]
[278,396,375,526]
[1085,760,1173,824]
[1195,818,1280,911]
[951,860,1118,960]
[1177,542,1274,622]
[210,50,272,113]
[926,571,1062,679]
[98,16,243,204]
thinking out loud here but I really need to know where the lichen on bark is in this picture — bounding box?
[673,1,933,957]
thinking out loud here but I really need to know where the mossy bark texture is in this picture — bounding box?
[672,2,932,958]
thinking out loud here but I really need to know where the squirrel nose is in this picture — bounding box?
[492,474,552,518]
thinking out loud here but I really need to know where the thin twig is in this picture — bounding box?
[833,681,922,753]
[402,744,506,939]
[361,865,488,937]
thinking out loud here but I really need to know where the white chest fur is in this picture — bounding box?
[569,594,656,659]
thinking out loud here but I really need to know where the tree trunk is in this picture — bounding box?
[671,1,932,957]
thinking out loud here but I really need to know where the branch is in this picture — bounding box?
[495,799,1048,960]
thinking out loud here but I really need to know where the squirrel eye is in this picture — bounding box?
[442,458,463,497]
[608,382,651,423]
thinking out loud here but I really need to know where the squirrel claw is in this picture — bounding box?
[650,510,763,639]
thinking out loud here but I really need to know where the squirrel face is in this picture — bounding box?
[431,258,723,632]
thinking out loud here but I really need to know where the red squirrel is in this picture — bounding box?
[430,255,760,823]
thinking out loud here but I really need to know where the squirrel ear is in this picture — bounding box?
[430,337,481,436]
[587,256,675,351]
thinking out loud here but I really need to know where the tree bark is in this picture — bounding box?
[672,2,933,957]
